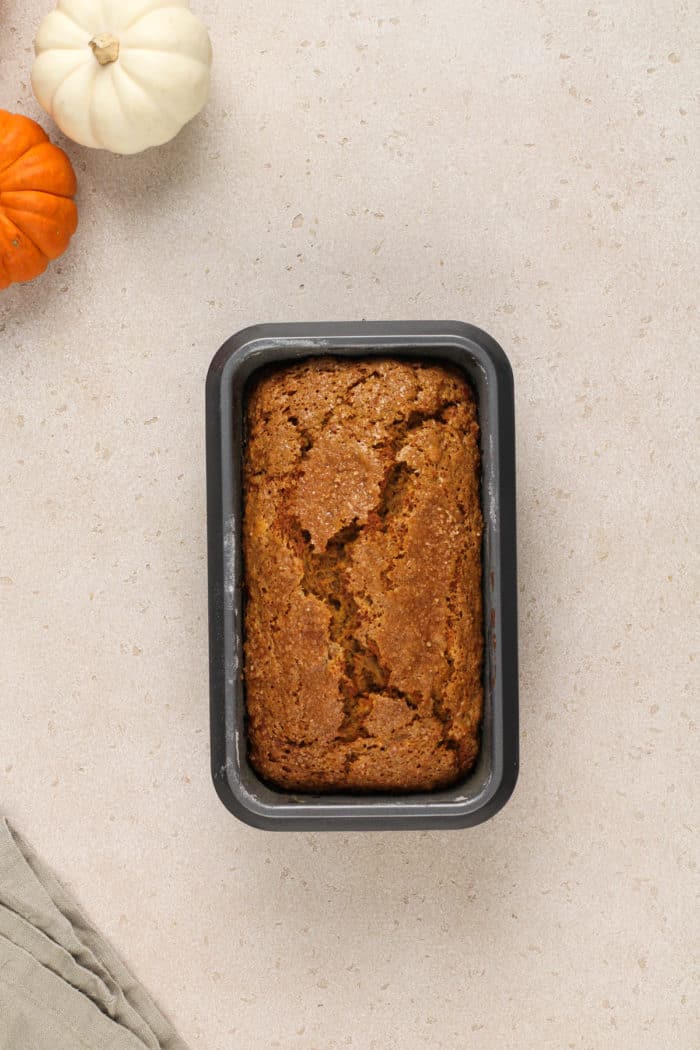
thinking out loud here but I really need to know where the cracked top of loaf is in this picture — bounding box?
[242,356,484,793]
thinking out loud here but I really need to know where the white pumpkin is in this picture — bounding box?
[32,0,212,155]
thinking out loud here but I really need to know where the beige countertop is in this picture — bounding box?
[2,2,697,1048]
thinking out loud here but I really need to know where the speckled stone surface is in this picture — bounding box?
[1,2,697,1048]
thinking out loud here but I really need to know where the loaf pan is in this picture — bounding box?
[206,321,518,831]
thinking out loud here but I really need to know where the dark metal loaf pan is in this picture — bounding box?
[206,321,518,831]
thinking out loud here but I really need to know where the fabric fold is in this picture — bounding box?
[0,818,188,1050]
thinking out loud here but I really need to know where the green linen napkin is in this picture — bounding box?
[0,819,188,1050]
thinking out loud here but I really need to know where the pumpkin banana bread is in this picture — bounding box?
[242,357,484,792]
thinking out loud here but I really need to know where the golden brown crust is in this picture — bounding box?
[242,357,484,792]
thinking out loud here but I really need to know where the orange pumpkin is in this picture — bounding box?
[0,110,78,290]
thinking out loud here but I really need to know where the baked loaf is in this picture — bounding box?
[243,357,483,792]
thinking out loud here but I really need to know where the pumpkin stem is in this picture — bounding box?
[89,33,120,65]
